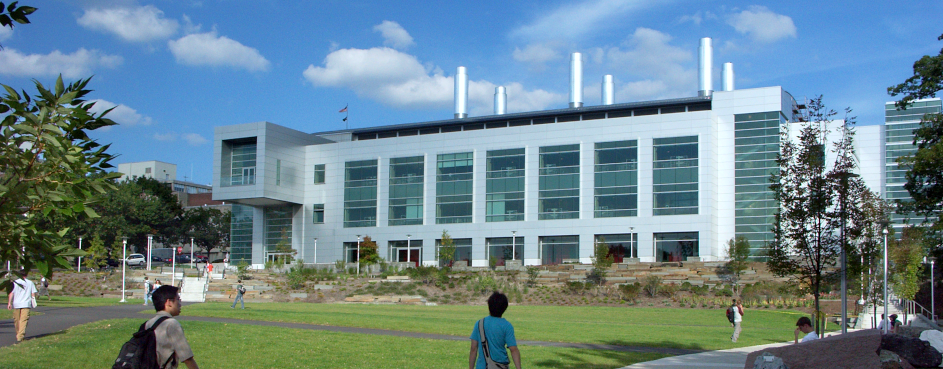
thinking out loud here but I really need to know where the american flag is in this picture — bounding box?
[339,105,348,113]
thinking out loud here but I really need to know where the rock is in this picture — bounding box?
[880,333,942,368]
[743,329,882,369]
[878,350,913,369]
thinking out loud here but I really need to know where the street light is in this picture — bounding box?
[883,227,889,334]
[407,234,411,264]
[190,237,195,269]
[512,231,517,262]
[356,235,362,276]
[120,237,128,303]
[77,237,83,273]
[314,238,318,265]
[928,256,937,320]
[147,234,153,271]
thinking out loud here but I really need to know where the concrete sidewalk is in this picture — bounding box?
[619,341,792,369]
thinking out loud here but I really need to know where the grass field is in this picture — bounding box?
[0,319,667,369]
[182,302,818,351]
[0,294,127,308]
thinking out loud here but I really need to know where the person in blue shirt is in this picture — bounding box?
[469,291,521,369]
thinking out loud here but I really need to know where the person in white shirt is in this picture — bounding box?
[730,299,744,342]
[877,314,890,332]
[794,316,819,343]
[6,271,38,343]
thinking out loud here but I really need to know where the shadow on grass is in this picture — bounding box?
[530,347,671,369]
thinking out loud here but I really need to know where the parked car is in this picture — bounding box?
[174,254,191,264]
[195,255,208,263]
[150,256,166,265]
[125,253,146,267]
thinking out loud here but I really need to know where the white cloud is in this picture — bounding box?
[168,31,270,71]
[510,0,652,42]
[153,132,177,141]
[78,5,179,42]
[513,43,561,65]
[0,48,123,78]
[182,133,207,146]
[373,20,414,49]
[0,26,12,42]
[303,47,563,112]
[677,11,717,26]
[604,28,695,101]
[727,6,796,43]
[88,99,153,127]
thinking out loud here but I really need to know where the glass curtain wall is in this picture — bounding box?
[734,112,782,255]
[539,235,579,265]
[654,232,698,262]
[389,156,424,226]
[594,140,638,217]
[230,204,254,264]
[539,144,580,220]
[653,136,698,215]
[487,148,525,222]
[263,205,294,263]
[437,238,472,266]
[486,237,523,266]
[436,152,473,224]
[595,233,636,263]
[344,159,378,227]
[226,141,257,186]
[885,99,942,234]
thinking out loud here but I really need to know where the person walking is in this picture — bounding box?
[143,277,153,306]
[148,285,200,369]
[231,280,245,309]
[469,291,521,369]
[730,299,744,342]
[38,277,50,300]
[7,271,38,343]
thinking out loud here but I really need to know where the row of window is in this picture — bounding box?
[331,138,697,227]
[337,232,697,265]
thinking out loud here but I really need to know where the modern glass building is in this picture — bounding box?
[884,98,943,233]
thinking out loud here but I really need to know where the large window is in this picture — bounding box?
[313,164,325,184]
[263,206,294,256]
[653,136,698,215]
[487,237,524,266]
[230,204,254,264]
[344,159,378,228]
[487,148,525,222]
[539,144,580,220]
[225,141,257,187]
[595,233,636,263]
[436,152,473,224]
[540,235,578,265]
[437,238,472,266]
[389,239,423,266]
[389,156,424,226]
[654,232,698,262]
[885,100,942,234]
[734,112,782,255]
[594,140,637,218]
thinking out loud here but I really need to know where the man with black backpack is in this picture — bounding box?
[728,299,744,342]
[231,280,246,309]
[145,285,199,369]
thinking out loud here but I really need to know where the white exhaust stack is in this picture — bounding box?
[602,75,614,105]
[569,52,583,108]
[698,37,713,97]
[722,62,734,91]
[494,86,507,115]
[454,66,468,119]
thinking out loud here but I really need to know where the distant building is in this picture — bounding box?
[117,161,213,207]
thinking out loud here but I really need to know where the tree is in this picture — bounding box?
[0,2,36,49]
[173,207,230,258]
[358,236,380,265]
[588,237,614,285]
[854,189,892,317]
[437,230,456,268]
[891,226,927,302]
[722,236,751,297]
[888,33,943,241]
[767,96,866,336]
[0,76,119,286]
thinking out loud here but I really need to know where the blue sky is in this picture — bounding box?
[1,0,941,185]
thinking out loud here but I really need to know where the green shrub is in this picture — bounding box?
[643,275,662,297]
[618,283,640,301]
[526,266,540,287]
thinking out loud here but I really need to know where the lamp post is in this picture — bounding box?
[77,237,83,273]
[928,256,937,320]
[356,235,362,276]
[407,234,411,264]
[190,237,195,269]
[512,231,517,262]
[629,227,635,259]
[314,238,318,265]
[883,227,889,334]
[120,237,128,303]
[172,246,176,287]
[147,234,153,270]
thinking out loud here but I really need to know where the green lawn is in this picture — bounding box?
[0,319,667,369]
[183,303,814,351]
[0,294,128,308]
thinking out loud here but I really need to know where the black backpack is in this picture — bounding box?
[113,316,174,369]
[726,307,735,323]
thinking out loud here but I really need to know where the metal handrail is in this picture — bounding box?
[903,298,935,321]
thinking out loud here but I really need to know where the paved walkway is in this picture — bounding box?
[0,304,700,358]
